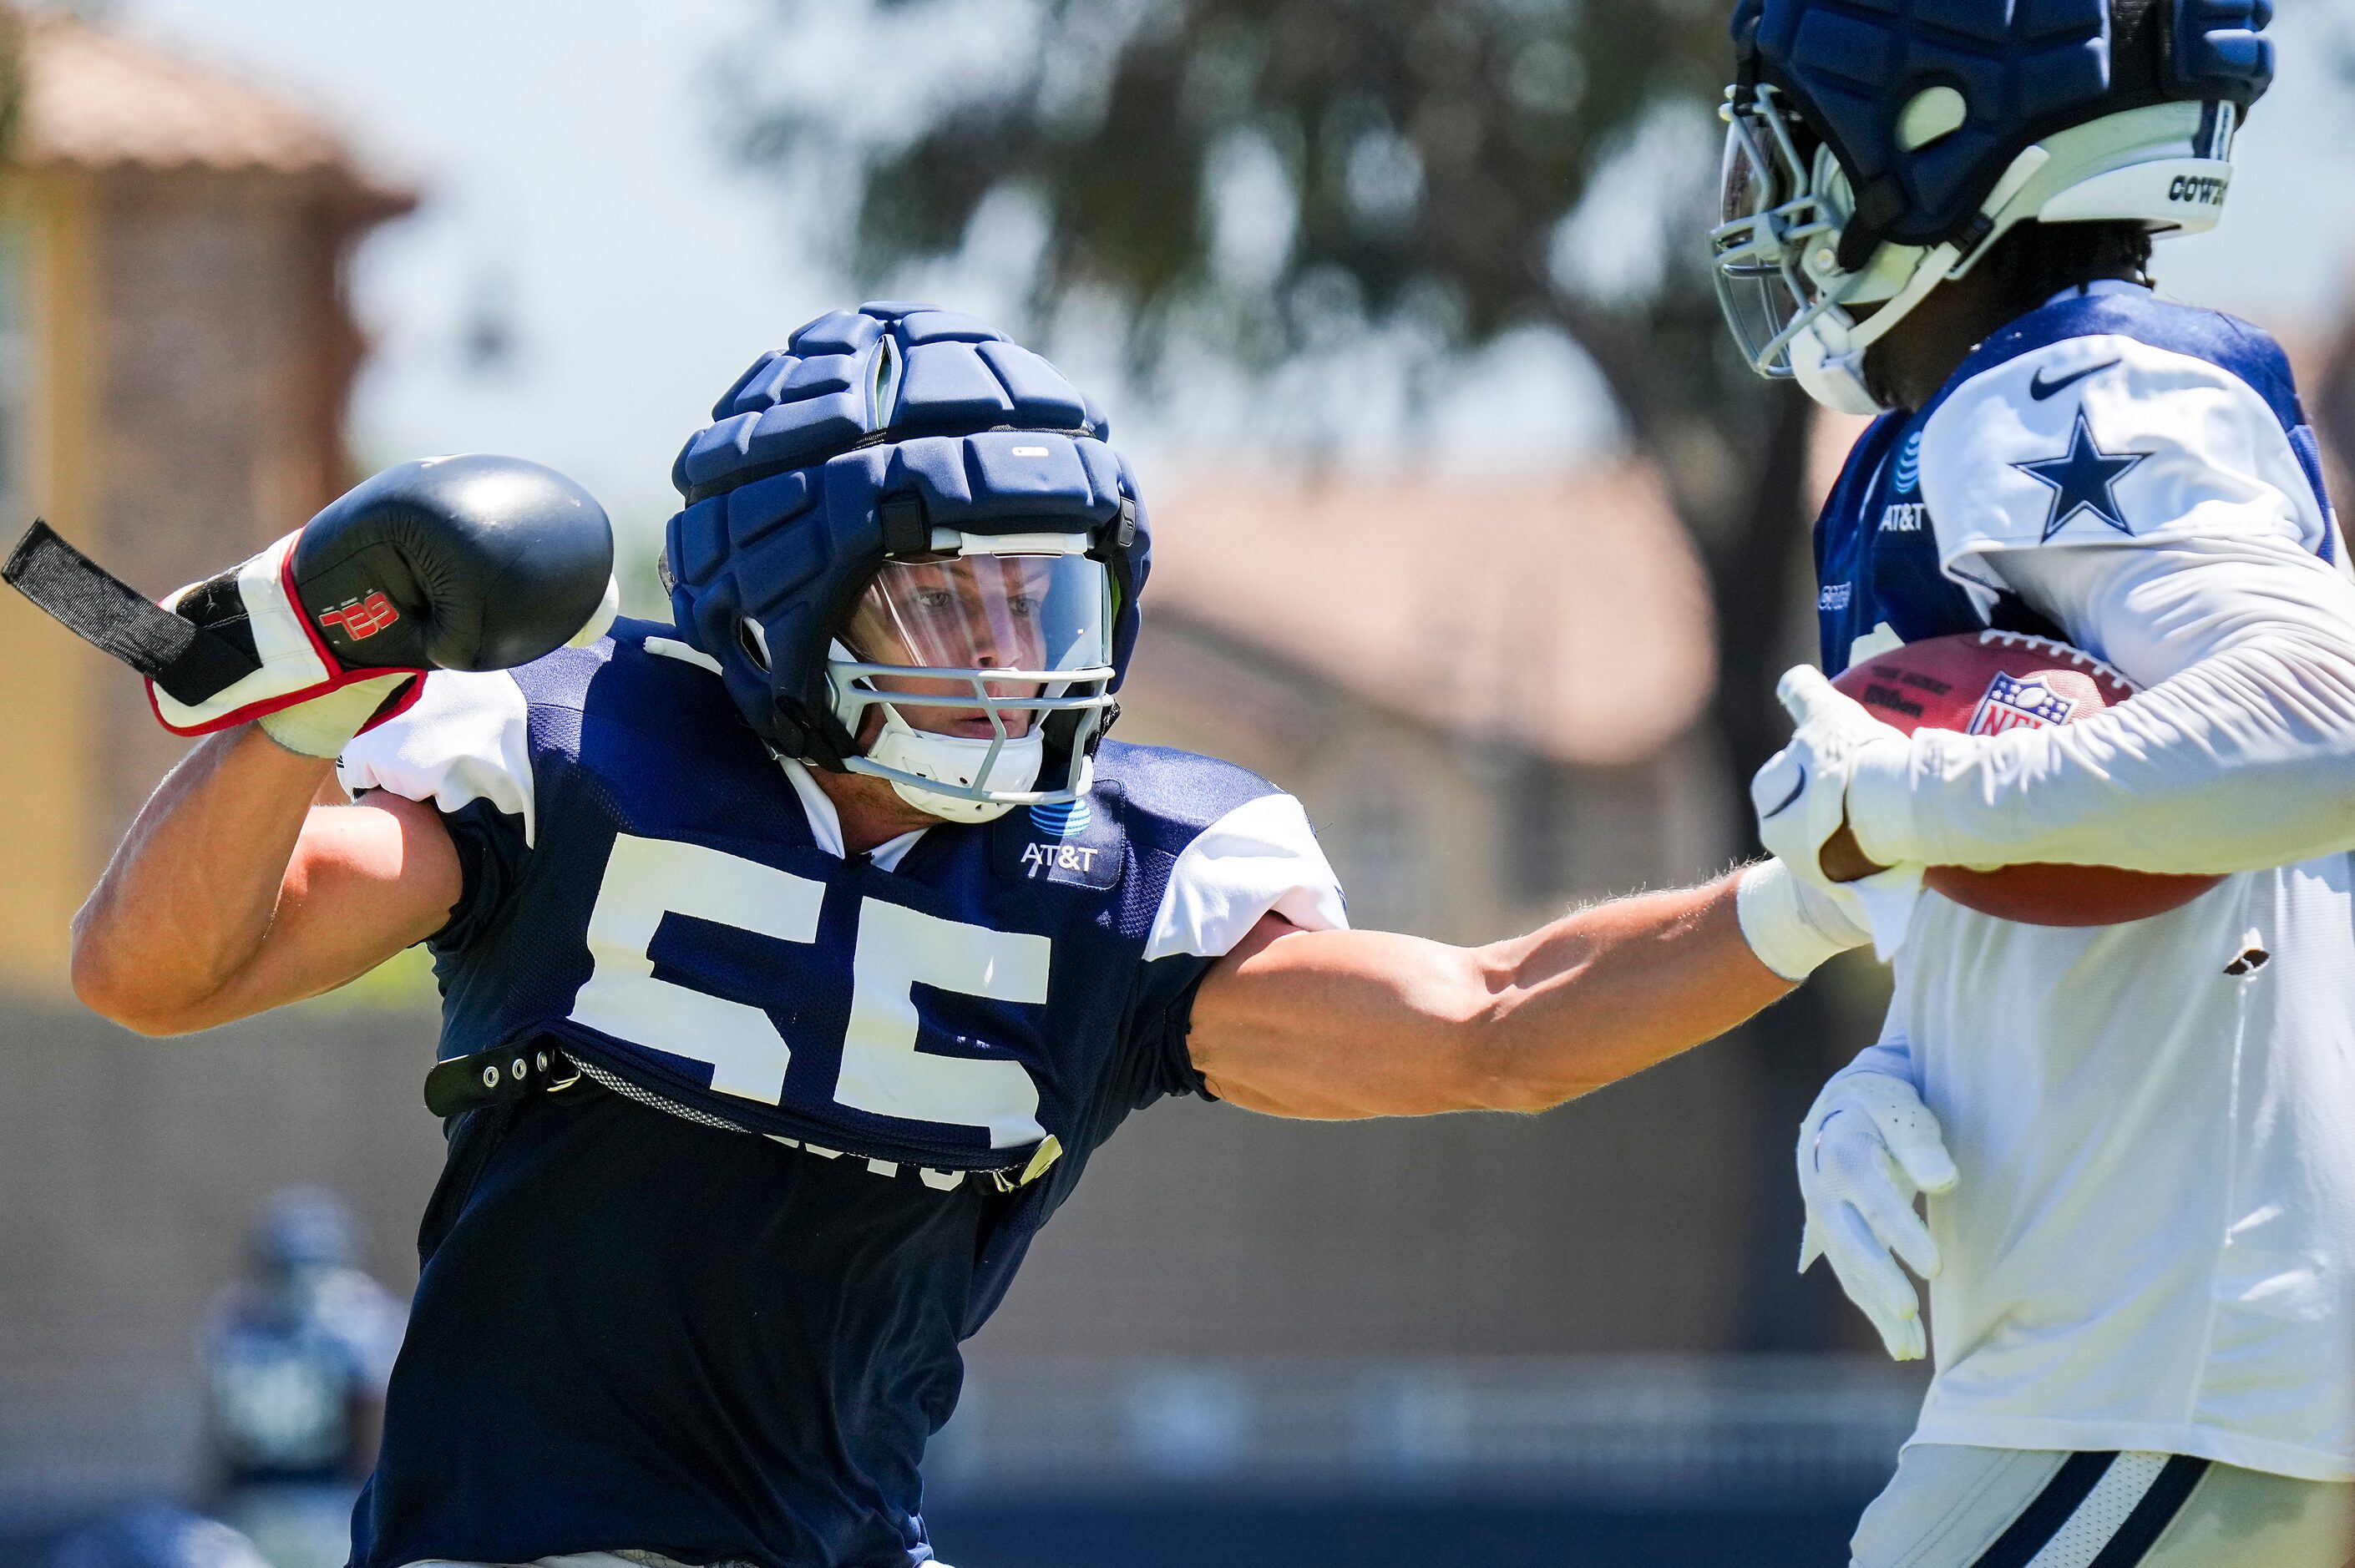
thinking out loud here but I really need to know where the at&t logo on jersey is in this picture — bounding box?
[1020,841,1100,877]
[1893,431,1923,494]
[1879,431,1929,532]
[1968,672,2078,736]
[319,591,401,640]
[1020,797,1105,879]
[1029,798,1091,838]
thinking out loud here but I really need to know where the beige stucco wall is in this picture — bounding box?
[0,169,107,994]
[0,168,376,996]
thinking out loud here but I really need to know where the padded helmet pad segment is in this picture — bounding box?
[1739,0,2275,250]
[663,304,1149,762]
[674,301,1111,502]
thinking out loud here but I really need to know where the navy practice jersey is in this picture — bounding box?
[334,621,1346,1568]
[1814,283,2339,678]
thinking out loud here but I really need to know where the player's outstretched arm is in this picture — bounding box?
[1188,873,1800,1120]
[71,726,460,1036]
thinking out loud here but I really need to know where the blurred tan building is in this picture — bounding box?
[0,9,413,994]
[1120,466,1729,940]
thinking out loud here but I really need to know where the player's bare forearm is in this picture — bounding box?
[70,725,458,1034]
[73,726,326,1023]
[1189,873,1792,1120]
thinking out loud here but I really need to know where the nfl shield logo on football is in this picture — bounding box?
[1968,672,2078,736]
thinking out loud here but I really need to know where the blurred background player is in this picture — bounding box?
[1718,0,2355,1562]
[199,1191,403,1568]
[45,305,1869,1568]
[44,1507,271,1568]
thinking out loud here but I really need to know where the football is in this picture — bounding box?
[1831,631,2223,927]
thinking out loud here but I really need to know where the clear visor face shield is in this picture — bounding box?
[1711,84,1851,378]
[828,537,1117,813]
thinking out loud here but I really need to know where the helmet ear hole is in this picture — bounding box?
[737,616,772,672]
[1900,85,1969,152]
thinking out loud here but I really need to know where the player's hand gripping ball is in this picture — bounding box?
[1752,667,1912,897]
[1831,632,2222,927]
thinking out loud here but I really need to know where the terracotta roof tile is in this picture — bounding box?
[1144,466,1715,766]
[16,9,400,195]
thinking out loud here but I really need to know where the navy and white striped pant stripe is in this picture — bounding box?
[1974,1452,2213,1568]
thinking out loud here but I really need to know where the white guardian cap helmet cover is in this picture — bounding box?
[1713,0,2275,413]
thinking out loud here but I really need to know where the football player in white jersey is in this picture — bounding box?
[1718,1,2355,1563]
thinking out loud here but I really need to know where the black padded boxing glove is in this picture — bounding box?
[4,454,617,757]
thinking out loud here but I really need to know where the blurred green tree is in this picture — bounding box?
[732,0,1857,1349]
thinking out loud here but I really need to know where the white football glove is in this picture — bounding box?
[1751,666,1923,956]
[1797,1070,1959,1362]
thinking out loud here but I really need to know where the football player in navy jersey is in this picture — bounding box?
[1717,1,2355,1562]
[51,304,1872,1568]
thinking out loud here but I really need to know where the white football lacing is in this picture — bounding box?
[1974,630,2137,694]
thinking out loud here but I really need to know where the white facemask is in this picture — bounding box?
[820,533,1117,822]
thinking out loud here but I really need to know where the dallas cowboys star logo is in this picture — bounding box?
[2013,410,2151,541]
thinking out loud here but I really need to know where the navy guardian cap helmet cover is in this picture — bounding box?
[1715,1,2275,412]
[1731,0,2273,257]
[662,303,1151,816]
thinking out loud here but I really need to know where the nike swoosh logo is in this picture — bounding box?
[1762,766,1806,820]
[2029,359,2120,402]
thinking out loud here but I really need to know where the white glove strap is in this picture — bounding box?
[1736,858,1871,981]
[152,532,337,733]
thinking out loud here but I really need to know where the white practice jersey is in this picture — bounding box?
[1811,281,2355,1481]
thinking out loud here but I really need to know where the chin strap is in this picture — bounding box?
[1833,145,2060,355]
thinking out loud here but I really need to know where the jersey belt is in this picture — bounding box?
[423,1043,585,1117]
[419,1044,1066,1191]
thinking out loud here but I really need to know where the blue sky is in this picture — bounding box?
[109,0,2355,574]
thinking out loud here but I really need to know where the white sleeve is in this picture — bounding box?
[1845,535,2355,874]
[336,670,538,845]
[1918,334,2329,609]
[1828,1030,1917,1096]
[1800,1024,1919,1150]
[1142,792,1349,963]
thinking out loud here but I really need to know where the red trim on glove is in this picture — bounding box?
[357,670,429,733]
[141,544,428,737]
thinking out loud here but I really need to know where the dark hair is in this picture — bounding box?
[1979,220,2155,322]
